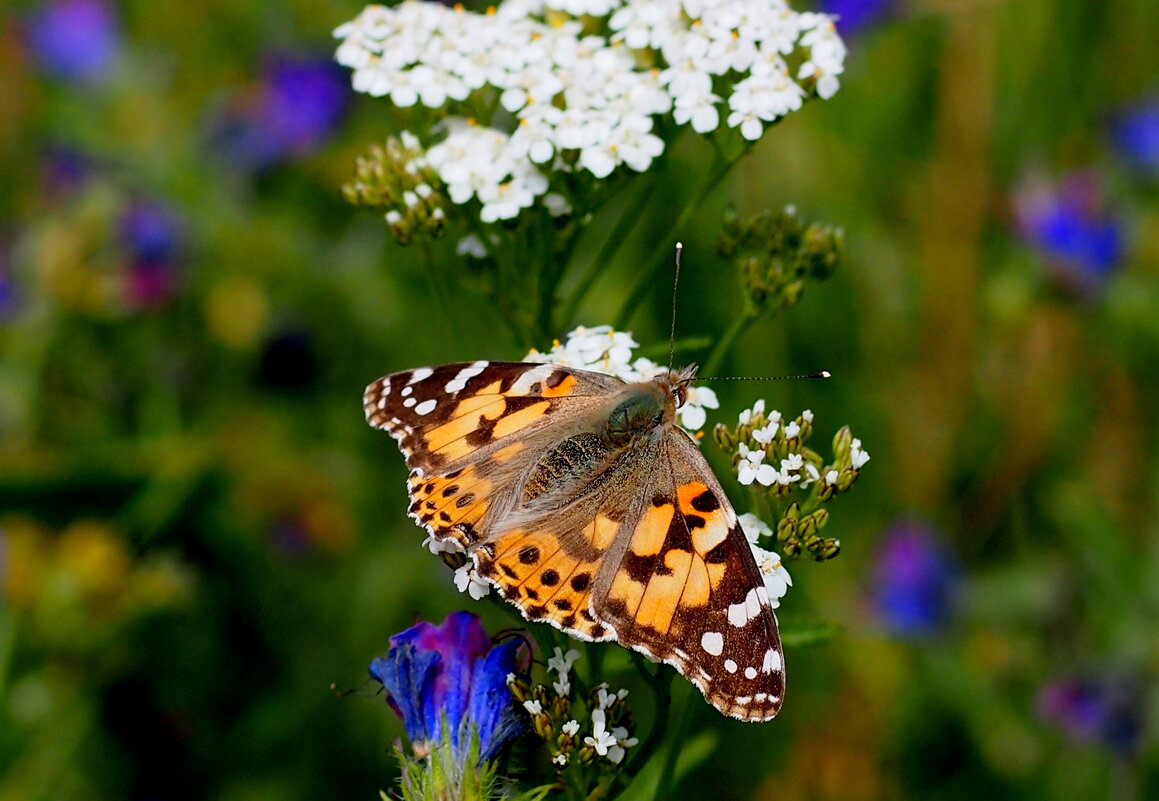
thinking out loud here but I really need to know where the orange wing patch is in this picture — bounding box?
[408,464,492,548]
[422,383,507,460]
[475,527,610,641]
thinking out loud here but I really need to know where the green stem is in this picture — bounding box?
[653,682,695,801]
[624,656,675,778]
[559,174,662,327]
[613,157,737,330]
[700,309,758,378]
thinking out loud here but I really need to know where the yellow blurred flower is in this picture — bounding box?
[56,520,130,598]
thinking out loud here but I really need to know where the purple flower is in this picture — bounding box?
[822,0,895,36]
[210,56,348,172]
[1038,676,1143,755]
[26,0,121,84]
[0,243,15,319]
[1014,170,1124,292]
[1110,99,1159,174]
[118,202,186,309]
[370,611,525,763]
[871,520,957,635]
[41,146,92,202]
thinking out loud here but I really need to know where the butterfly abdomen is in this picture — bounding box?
[521,432,611,503]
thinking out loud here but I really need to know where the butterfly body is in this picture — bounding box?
[365,360,785,721]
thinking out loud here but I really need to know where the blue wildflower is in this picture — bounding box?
[26,0,121,84]
[118,202,186,309]
[871,520,957,635]
[210,55,348,172]
[822,0,895,36]
[1038,676,1144,756]
[1110,99,1159,174]
[0,241,16,319]
[370,611,525,764]
[41,146,92,202]
[1014,170,1124,292]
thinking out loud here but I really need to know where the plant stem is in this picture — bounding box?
[653,682,695,801]
[559,173,661,328]
[700,309,757,378]
[624,656,674,779]
[613,156,736,331]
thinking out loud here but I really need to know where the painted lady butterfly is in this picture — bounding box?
[364,360,785,721]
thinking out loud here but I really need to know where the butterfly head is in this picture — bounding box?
[659,363,699,409]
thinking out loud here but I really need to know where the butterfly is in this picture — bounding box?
[364,360,784,721]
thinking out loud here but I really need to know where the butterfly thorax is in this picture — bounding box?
[521,380,675,505]
[605,381,674,447]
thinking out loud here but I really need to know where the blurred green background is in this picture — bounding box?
[2,0,1158,799]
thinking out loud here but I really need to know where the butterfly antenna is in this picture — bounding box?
[668,242,683,372]
[702,371,832,381]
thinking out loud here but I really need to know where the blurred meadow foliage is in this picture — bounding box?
[2,0,1159,799]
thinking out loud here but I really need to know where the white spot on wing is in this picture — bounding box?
[745,587,761,619]
[414,398,437,416]
[728,601,747,627]
[401,386,413,397]
[724,659,738,674]
[744,666,757,679]
[510,363,554,395]
[762,648,782,673]
[700,631,724,656]
[407,368,433,385]
[445,361,488,393]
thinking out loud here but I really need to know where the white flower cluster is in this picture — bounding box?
[548,646,581,696]
[335,0,844,220]
[537,649,636,767]
[738,513,792,607]
[735,401,823,488]
[582,684,638,764]
[525,325,720,432]
[453,560,492,599]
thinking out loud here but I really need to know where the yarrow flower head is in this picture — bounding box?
[369,611,526,764]
[715,403,864,561]
[335,0,846,224]
[739,513,793,607]
[507,650,639,787]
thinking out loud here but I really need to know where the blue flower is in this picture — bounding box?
[370,611,525,763]
[1038,676,1144,755]
[1014,170,1124,292]
[822,0,895,36]
[1110,99,1159,173]
[871,520,957,635]
[41,146,92,202]
[118,202,187,309]
[209,55,348,172]
[0,241,16,319]
[26,0,121,84]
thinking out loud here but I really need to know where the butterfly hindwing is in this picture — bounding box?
[592,432,785,721]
